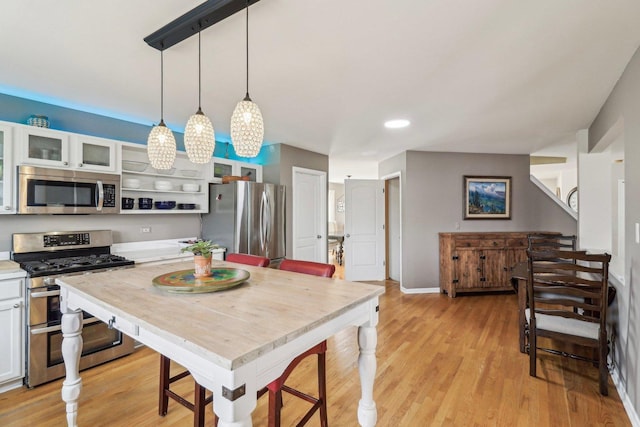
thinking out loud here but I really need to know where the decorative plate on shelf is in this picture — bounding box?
[152,268,250,293]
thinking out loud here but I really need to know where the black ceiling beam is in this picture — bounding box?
[144,0,261,51]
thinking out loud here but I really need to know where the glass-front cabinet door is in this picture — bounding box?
[20,127,70,168]
[212,158,235,181]
[239,164,262,182]
[73,135,118,172]
[0,124,15,213]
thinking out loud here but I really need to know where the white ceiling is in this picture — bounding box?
[1,1,639,182]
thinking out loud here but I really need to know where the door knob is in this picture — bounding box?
[346,234,351,238]
[317,235,322,239]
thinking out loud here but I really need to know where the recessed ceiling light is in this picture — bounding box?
[384,119,410,129]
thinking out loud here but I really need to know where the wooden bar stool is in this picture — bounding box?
[158,253,270,426]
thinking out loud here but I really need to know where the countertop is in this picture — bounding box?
[112,238,225,264]
[0,260,26,280]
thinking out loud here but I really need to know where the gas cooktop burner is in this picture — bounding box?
[20,254,134,277]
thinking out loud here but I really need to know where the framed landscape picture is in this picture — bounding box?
[463,176,511,220]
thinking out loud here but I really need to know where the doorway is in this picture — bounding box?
[292,167,328,262]
[385,175,401,281]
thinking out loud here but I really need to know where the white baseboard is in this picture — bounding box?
[400,285,440,294]
[610,360,640,427]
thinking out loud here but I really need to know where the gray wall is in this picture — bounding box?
[590,46,640,418]
[379,151,577,290]
[262,143,329,258]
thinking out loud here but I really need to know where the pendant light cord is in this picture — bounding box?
[198,30,202,110]
[160,48,165,123]
[245,0,250,99]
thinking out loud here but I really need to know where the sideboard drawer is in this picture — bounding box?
[455,239,505,248]
[506,238,527,248]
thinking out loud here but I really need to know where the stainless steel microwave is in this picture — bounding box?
[17,165,119,214]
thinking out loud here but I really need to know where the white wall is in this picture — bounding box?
[589,44,640,421]
[578,145,612,251]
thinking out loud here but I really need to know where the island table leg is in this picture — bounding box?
[60,307,83,427]
[357,325,378,427]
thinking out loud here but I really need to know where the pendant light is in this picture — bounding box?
[184,30,215,164]
[147,49,176,170]
[230,0,264,158]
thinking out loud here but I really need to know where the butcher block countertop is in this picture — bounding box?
[56,259,384,370]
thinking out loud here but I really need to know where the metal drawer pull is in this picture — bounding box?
[31,290,61,298]
[31,317,99,335]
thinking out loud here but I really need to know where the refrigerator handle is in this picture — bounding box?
[264,192,272,247]
[260,191,268,252]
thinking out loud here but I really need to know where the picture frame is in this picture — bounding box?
[463,175,512,220]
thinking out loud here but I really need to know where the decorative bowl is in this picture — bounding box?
[27,115,50,128]
[123,178,141,189]
[154,167,176,175]
[178,203,197,210]
[179,169,199,178]
[154,180,173,191]
[122,160,148,172]
[155,201,176,210]
[181,183,200,192]
[121,198,135,209]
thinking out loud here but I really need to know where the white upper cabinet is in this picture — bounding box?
[212,158,262,183]
[0,124,15,213]
[18,126,71,168]
[72,135,119,173]
[17,126,120,173]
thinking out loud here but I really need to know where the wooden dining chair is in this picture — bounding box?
[158,253,270,427]
[261,259,335,427]
[517,234,583,351]
[526,248,611,395]
[527,233,577,251]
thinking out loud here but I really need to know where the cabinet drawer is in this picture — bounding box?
[0,278,24,301]
[506,238,527,248]
[455,239,505,248]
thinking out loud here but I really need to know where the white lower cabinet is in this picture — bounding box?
[0,274,25,392]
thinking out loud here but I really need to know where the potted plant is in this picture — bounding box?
[181,240,219,278]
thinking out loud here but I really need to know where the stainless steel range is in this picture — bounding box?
[12,230,136,387]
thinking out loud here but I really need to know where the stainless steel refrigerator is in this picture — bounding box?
[202,181,286,261]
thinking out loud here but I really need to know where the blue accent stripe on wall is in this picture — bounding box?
[0,91,268,163]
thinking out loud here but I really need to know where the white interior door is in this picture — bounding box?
[345,179,385,281]
[388,177,401,281]
[292,167,327,262]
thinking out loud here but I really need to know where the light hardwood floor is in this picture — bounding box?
[0,263,631,426]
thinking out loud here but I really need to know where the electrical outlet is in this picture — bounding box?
[141,226,152,233]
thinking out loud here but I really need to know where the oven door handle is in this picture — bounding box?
[30,317,101,335]
[96,180,104,211]
[30,290,61,298]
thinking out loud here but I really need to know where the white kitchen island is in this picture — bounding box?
[56,259,383,426]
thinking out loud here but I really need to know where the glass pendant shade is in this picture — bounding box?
[147,120,177,169]
[230,98,264,158]
[185,109,215,164]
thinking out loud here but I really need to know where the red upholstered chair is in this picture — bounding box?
[259,259,335,427]
[279,258,335,278]
[158,253,269,426]
[226,252,271,267]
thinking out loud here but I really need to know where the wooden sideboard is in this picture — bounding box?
[439,232,536,297]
